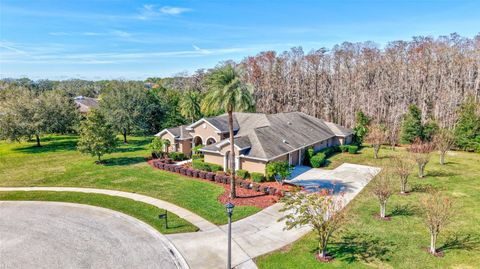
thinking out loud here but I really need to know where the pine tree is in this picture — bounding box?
[353,110,370,145]
[77,110,118,163]
[401,105,423,144]
[454,98,480,151]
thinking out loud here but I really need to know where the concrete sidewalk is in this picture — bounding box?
[0,163,379,269]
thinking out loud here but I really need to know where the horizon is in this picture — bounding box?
[1,0,479,80]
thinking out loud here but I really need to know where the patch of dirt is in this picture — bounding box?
[374,214,392,221]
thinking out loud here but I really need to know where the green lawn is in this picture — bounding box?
[256,147,480,269]
[0,135,260,225]
[0,191,197,234]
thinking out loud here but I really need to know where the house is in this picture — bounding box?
[155,112,353,174]
[74,96,99,114]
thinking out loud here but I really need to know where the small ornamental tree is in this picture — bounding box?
[434,128,455,165]
[280,189,345,261]
[420,192,454,255]
[392,156,413,194]
[150,137,164,159]
[408,138,435,178]
[365,124,387,159]
[266,161,293,184]
[370,171,394,219]
[163,139,171,155]
[77,110,117,163]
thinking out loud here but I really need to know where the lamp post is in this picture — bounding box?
[225,202,235,269]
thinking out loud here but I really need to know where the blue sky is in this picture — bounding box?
[1,0,479,80]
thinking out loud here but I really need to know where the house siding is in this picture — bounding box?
[240,158,266,174]
[204,152,224,167]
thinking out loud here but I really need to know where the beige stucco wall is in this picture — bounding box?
[190,121,222,145]
[178,140,192,157]
[204,152,224,166]
[240,158,266,174]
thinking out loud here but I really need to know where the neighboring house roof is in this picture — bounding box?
[155,125,192,140]
[199,112,353,161]
[74,96,99,113]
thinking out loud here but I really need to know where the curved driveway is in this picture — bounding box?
[0,201,188,269]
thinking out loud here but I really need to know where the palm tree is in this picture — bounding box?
[202,65,255,199]
[179,90,202,123]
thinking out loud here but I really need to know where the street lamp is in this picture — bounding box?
[225,202,235,269]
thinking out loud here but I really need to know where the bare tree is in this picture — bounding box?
[392,156,413,194]
[365,124,388,159]
[408,139,435,178]
[370,171,394,219]
[420,192,454,255]
[280,189,345,261]
[434,128,455,165]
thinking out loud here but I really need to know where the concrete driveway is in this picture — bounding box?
[0,201,188,269]
[286,163,381,203]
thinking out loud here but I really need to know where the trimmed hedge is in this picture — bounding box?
[236,169,249,179]
[251,172,265,183]
[168,152,186,161]
[348,145,359,154]
[310,152,326,168]
[192,159,223,172]
[339,145,349,153]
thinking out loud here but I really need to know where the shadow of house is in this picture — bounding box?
[287,179,355,194]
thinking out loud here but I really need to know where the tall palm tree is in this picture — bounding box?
[202,65,255,199]
[179,90,202,123]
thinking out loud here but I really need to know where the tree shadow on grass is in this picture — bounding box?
[104,157,146,166]
[14,139,78,153]
[426,170,457,178]
[410,183,440,193]
[438,233,480,252]
[327,231,394,264]
[388,204,417,217]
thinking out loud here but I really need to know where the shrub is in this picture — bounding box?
[319,146,340,157]
[252,183,260,192]
[192,159,223,172]
[251,172,265,183]
[192,169,199,178]
[198,171,206,179]
[339,145,349,153]
[206,172,215,180]
[168,152,185,161]
[237,169,250,179]
[158,162,165,169]
[304,147,315,166]
[268,187,277,195]
[310,152,327,168]
[186,168,193,177]
[209,163,223,172]
[348,145,359,154]
[174,166,181,173]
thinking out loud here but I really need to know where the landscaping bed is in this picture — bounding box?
[148,158,293,208]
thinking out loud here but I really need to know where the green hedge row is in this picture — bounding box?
[339,145,359,154]
[192,159,223,172]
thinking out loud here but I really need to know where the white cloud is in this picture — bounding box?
[159,6,192,15]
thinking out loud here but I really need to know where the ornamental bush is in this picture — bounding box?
[168,152,186,161]
[310,152,326,168]
[237,169,250,179]
[348,145,359,154]
[251,172,265,182]
[339,145,349,153]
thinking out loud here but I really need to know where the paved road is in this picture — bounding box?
[0,201,188,269]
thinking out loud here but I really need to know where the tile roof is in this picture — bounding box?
[199,112,353,160]
[74,96,99,113]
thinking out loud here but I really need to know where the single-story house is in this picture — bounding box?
[74,96,99,114]
[155,112,353,174]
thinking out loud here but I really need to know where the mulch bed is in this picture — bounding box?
[147,159,293,208]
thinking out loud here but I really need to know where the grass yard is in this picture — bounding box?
[0,191,197,234]
[256,146,480,269]
[0,135,260,225]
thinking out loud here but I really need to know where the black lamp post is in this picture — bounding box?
[225,202,235,269]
